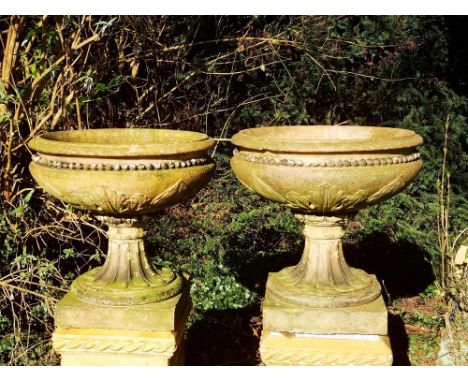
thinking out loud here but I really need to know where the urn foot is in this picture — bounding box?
[71,216,183,306]
[267,214,381,308]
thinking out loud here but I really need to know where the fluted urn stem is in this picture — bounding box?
[71,216,183,306]
[94,217,158,287]
[291,215,360,289]
[267,214,381,308]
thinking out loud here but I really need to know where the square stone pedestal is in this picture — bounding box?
[260,283,393,365]
[52,288,191,365]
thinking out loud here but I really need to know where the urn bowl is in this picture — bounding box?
[231,126,423,214]
[29,128,215,216]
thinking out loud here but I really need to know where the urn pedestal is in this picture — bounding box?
[51,217,192,366]
[29,129,215,365]
[260,216,392,366]
[52,291,190,366]
[231,125,423,366]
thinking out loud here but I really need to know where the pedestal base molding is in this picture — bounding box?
[53,284,191,365]
[53,328,185,366]
[260,331,393,366]
[261,284,392,365]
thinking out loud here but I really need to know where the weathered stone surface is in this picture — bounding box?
[260,331,393,366]
[28,129,216,216]
[55,284,191,332]
[263,289,388,335]
[231,126,423,216]
[28,128,215,366]
[70,218,185,306]
[53,327,186,366]
[53,286,191,365]
[266,215,382,308]
[230,126,423,366]
[28,129,215,307]
[231,126,423,309]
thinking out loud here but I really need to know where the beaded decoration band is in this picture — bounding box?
[233,149,421,167]
[32,154,210,171]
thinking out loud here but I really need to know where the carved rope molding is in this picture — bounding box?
[261,350,392,366]
[53,336,176,355]
[32,154,209,171]
[233,148,421,167]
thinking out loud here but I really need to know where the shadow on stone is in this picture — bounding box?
[184,303,262,365]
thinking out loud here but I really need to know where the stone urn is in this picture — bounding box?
[230,125,423,365]
[28,128,215,365]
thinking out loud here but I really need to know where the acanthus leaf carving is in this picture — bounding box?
[250,174,406,213]
[68,180,187,214]
[284,187,370,212]
[367,175,405,203]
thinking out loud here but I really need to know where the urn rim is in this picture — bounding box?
[28,128,215,158]
[231,125,423,153]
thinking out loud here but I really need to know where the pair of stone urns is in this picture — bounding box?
[28,125,423,366]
